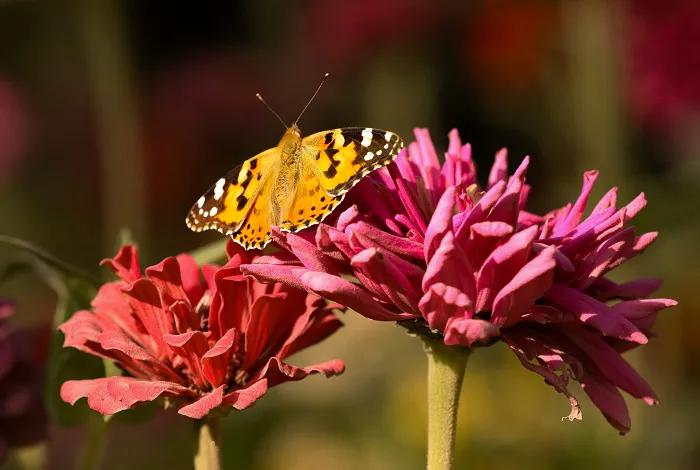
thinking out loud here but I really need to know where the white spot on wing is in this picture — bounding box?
[213,178,226,200]
[361,128,373,147]
[210,207,218,216]
[364,151,374,161]
[376,149,383,155]
[384,131,393,141]
[197,196,205,208]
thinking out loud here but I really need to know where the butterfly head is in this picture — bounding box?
[278,124,302,158]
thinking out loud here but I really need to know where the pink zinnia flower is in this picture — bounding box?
[242,128,676,433]
[0,300,47,461]
[59,244,344,419]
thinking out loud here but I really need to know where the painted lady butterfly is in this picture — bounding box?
[186,75,404,250]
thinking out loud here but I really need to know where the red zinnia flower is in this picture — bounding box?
[242,128,676,433]
[60,244,344,419]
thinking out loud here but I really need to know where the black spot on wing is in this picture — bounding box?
[324,161,338,179]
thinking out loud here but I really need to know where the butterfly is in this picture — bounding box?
[186,75,404,250]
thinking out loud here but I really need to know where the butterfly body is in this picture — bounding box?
[187,125,404,249]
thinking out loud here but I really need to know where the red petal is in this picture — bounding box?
[177,385,225,419]
[100,245,141,282]
[201,328,237,388]
[223,379,269,410]
[60,377,188,416]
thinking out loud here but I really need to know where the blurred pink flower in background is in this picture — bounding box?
[243,128,676,433]
[0,300,47,461]
[60,244,344,419]
[0,79,30,184]
[626,0,700,131]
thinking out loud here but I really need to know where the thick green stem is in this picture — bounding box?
[422,337,470,470]
[194,418,222,470]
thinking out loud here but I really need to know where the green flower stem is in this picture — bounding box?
[422,336,470,470]
[194,418,222,470]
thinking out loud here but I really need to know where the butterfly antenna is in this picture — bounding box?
[294,72,329,125]
[256,92,288,129]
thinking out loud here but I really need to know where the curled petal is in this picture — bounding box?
[418,283,471,332]
[255,356,345,388]
[178,385,225,419]
[202,328,238,388]
[223,379,269,410]
[60,377,188,416]
[100,245,141,282]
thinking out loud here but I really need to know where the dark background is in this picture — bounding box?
[1,1,698,468]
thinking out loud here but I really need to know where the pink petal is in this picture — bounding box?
[178,385,225,419]
[578,371,631,434]
[503,332,582,422]
[418,283,471,331]
[454,180,506,243]
[475,226,537,312]
[422,231,475,301]
[351,248,421,315]
[349,221,424,260]
[487,148,508,188]
[299,271,410,321]
[590,277,663,301]
[561,326,657,405]
[285,232,339,273]
[546,285,648,344]
[491,246,556,327]
[444,318,500,347]
[424,186,457,261]
[387,163,428,234]
[552,170,599,237]
[487,157,529,226]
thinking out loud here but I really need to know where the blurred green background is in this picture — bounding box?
[1,0,698,469]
